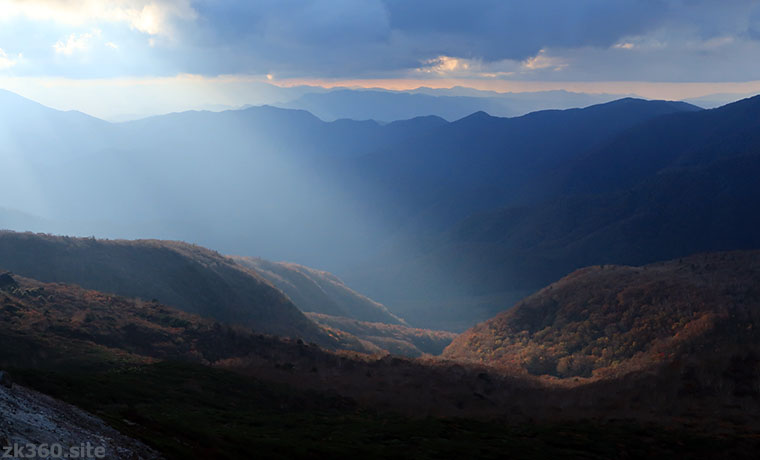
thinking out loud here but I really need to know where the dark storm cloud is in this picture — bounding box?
[3,0,760,80]
[171,0,394,76]
[174,0,670,76]
[384,0,666,60]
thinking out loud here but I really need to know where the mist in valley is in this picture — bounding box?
[4,88,760,332]
[3,2,760,457]
[0,89,478,329]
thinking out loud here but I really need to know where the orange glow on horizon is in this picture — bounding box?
[271,77,760,101]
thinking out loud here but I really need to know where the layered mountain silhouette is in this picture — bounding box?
[279,88,622,122]
[3,84,760,458]
[3,89,760,333]
[0,90,699,266]
[0,91,451,269]
[347,96,760,329]
[344,98,701,234]
[0,231,458,356]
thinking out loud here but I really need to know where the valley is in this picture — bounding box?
[2,248,760,458]
[5,3,760,458]
[2,90,760,459]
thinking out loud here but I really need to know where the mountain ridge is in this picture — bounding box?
[231,256,406,325]
[0,231,344,348]
[443,250,760,380]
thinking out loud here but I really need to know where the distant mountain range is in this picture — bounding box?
[278,88,624,122]
[377,96,760,329]
[2,88,760,332]
[3,86,760,457]
[338,96,760,330]
[346,97,700,231]
[683,92,760,109]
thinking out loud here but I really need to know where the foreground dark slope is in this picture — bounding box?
[0,231,345,347]
[0,378,159,459]
[444,251,760,381]
[2,267,759,458]
[0,272,311,368]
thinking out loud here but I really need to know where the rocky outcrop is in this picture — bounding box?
[0,371,11,389]
[0,273,17,291]
[0,379,160,459]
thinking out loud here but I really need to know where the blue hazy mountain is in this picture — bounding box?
[6,88,759,331]
[0,95,447,268]
[362,96,760,329]
[0,89,114,163]
[280,88,623,122]
[683,92,760,109]
[344,98,701,233]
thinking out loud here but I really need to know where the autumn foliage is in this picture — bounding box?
[444,251,760,380]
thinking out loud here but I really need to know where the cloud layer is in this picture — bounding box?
[1,0,760,82]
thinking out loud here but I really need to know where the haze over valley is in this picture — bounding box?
[3,1,760,458]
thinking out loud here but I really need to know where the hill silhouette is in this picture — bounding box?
[444,251,760,381]
[0,272,332,368]
[0,231,348,348]
[279,88,621,122]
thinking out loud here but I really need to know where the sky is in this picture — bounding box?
[2,0,760,119]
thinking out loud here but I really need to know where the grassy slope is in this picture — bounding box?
[0,274,365,369]
[0,231,349,348]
